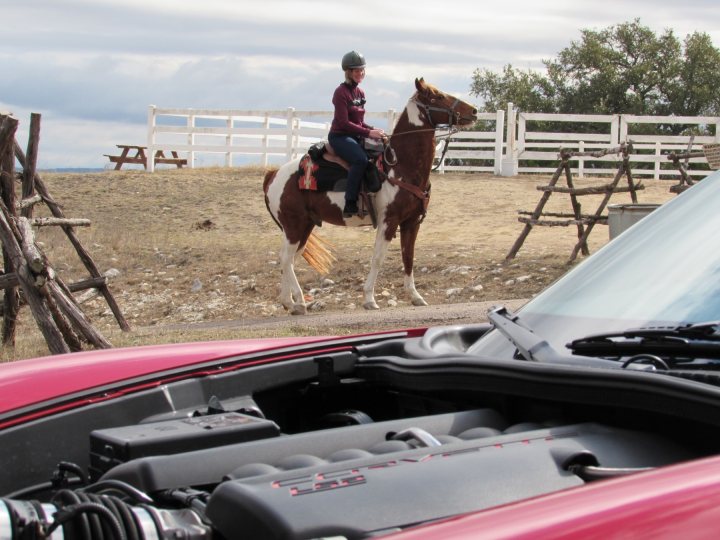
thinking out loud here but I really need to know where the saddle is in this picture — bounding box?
[298,140,383,193]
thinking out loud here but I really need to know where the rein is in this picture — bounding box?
[382,95,463,169]
[431,138,452,172]
[383,126,459,169]
[383,174,431,222]
[373,94,470,215]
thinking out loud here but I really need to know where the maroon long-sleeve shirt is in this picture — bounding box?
[330,82,372,137]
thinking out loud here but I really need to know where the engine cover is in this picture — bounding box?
[205,421,690,539]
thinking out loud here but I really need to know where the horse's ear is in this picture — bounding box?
[415,78,426,92]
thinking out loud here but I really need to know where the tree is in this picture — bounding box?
[470,19,720,120]
[667,32,720,117]
[470,64,556,113]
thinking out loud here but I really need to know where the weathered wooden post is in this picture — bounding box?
[0,115,20,346]
[0,112,127,354]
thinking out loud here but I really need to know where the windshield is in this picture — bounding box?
[470,171,720,358]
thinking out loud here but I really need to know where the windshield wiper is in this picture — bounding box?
[487,307,618,367]
[568,321,720,362]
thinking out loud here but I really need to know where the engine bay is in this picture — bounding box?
[2,327,720,539]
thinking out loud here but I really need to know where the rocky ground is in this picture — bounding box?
[4,166,677,358]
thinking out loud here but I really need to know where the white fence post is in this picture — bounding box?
[501,103,518,176]
[187,112,196,169]
[494,109,504,175]
[262,114,270,167]
[611,114,620,145]
[387,109,397,131]
[146,105,156,173]
[285,107,295,161]
[225,116,232,167]
[619,115,629,144]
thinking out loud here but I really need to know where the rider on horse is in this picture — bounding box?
[328,51,386,217]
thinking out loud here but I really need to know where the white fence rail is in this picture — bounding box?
[619,115,720,179]
[516,112,620,176]
[147,106,401,172]
[434,111,504,174]
[147,104,720,177]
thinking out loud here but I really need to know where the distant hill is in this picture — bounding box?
[40,168,106,173]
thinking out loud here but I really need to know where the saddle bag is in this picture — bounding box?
[363,137,384,157]
[364,160,382,193]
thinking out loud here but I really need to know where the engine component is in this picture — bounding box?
[0,493,211,539]
[90,412,280,479]
[203,421,690,539]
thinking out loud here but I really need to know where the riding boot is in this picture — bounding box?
[343,200,359,217]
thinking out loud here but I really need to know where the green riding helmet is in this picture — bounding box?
[341,51,366,70]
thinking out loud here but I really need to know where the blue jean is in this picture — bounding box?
[328,133,368,202]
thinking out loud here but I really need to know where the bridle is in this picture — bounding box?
[383,95,470,168]
[411,95,463,129]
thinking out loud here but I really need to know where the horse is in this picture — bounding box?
[263,78,478,315]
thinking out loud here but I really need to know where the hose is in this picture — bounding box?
[1,489,212,539]
[49,490,140,540]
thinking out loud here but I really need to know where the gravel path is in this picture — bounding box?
[155,299,529,333]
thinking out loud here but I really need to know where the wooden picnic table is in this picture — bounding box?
[105,145,187,170]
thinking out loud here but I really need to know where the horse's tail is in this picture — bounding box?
[302,232,336,276]
[264,167,336,275]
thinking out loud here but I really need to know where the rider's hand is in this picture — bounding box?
[369,129,385,139]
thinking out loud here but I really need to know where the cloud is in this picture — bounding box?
[3,0,719,166]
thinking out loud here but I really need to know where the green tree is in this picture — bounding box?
[470,19,720,119]
[470,64,556,113]
[547,20,681,115]
[667,32,720,117]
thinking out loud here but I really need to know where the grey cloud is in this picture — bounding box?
[3,0,718,167]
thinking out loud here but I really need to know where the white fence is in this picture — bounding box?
[514,112,620,176]
[147,104,720,177]
[434,111,505,174]
[619,115,720,179]
[147,106,401,172]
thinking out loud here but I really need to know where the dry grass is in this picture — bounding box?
[0,166,677,361]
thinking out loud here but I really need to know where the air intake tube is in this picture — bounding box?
[1,491,211,540]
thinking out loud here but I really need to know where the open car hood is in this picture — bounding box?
[2,320,720,539]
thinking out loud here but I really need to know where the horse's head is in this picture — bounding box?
[412,78,478,129]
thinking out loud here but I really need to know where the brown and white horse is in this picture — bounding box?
[263,78,478,314]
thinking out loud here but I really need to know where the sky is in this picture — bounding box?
[2,0,719,168]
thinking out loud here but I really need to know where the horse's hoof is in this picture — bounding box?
[363,301,380,310]
[290,304,307,315]
[411,297,429,307]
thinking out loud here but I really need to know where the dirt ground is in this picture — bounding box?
[5,165,677,358]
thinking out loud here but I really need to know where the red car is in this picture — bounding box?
[3,171,720,539]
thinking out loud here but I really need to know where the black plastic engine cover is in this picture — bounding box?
[90,412,280,479]
[204,422,691,540]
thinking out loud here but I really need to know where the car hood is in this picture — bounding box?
[0,336,331,414]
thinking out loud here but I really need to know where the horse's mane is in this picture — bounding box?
[422,82,441,94]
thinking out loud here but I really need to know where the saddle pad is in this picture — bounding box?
[298,154,348,192]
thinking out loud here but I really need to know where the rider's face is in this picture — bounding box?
[350,68,365,84]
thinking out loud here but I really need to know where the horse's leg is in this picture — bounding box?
[278,238,305,315]
[278,225,314,315]
[400,220,428,306]
[363,223,397,310]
